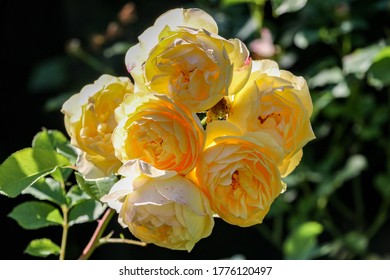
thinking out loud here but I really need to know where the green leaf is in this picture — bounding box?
[22,177,67,206]
[342,43,384,78]
[308,67,344,88]
[271,0,307,16]
[32,129,77,163]
[374,173,390,200]
[32,129,68,150]
[24,238,60,258]
[283,221,323,259]
[28,57,68,93]
[235,15,261,41]
[343,232,368,255]
[57,143,77,160]
[221,0,264,7]
[293,29,319,49]
[312,91,334,120]
[331,80,350,98]
[337,154,368,182]
[316,154,367,197]
[103,42,133,58]
[68,199,106,226]
[372,46,390,63]
[66,185,91,208]
[0,148,70,197]
[8,201,63,229]
[43,91,73,112]
[367,46,390,89]
[75,172,118,201]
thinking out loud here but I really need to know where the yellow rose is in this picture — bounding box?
[125,8,251,112]
[113,92,205,174]
[142,28,234,112]
[228,60,315,177]
[194,122,285,227]
[125,8,218,94]
[101,160,214,252]
[61,74,134,178]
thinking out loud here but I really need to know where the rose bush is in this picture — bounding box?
[58,8,314,251]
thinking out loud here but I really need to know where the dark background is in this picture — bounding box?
[1,0,389,260]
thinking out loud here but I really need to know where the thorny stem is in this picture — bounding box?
[78,208,146,260]
[78,208,115,260]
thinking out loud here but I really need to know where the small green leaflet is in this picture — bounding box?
[8,201,63,230]
[75,172,118,201]
[283,221,323,259]
[24,238,61,258]
[68,200,107,226]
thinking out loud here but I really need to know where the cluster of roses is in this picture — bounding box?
[61,8,315,252]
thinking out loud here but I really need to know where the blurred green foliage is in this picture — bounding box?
[189,0,390,260]
[8,0,390,259]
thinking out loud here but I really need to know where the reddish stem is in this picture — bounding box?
[78,208,115,260]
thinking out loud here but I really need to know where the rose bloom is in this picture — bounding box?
[101,160,214,252]
[228,60,315,177]
[61,74,134,178]
[125,8,251,112]
[194,122,285,227]
[113,92,205,174]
